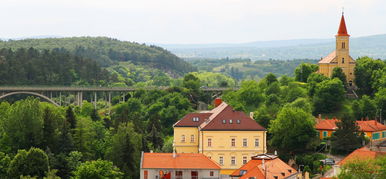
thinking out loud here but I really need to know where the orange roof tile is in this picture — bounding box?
[338,147,386,166]
[315,119,386,132]
[315,119,339,130]
[231,155,297,179]
[337,14,349,36]
[142,153,221,169]
[318,51,336,64]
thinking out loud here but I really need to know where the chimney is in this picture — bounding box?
[250,112,254,119]
[150,150,153,153]
[213,98,222,107]
[173,148,176,158]
[274,150,277,156]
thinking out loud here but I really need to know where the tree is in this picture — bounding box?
[374,88,386,122]
[330,114,364,154]
[0,152,11,178]
[265,73,278,86]
[42,107,56,151]
[107,123,141,179]
[307,73,329,97]
[351,96,377,120]
[73,160,123,179]
[8,148,49,178]
[3,98,43,151]
[331,67,347,86]
[354,57,385,95]
[295,63,319,82]
[313,78,345,114]
[338,156,386,179]
[65,106,76,129]
[269,107,317,155]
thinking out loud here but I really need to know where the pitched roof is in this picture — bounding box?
[337,14,349,36]
[315,119,339,130]
[175,102,266,131]
[231,154,297,179]
[200,102,266,131]
[315,119,386,132]
[174,113,212,127]
[318,51,336,64]
[142,153,221,169]
[338,147,386,166]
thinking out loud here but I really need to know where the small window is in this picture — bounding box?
[144,170,148,179]
[176,171,183,179]
[222,120,226,124]
[219,156,224,165]
[191,171,198,179]
[208,138,212,147]
[237,120,240,124]
[181,135,185,143]
[231,138,236,147]
[190,135,194,143]
[243,156,247,164]
[323,131,328,138]
[229,119,233,124]
[342,42,345,49]
[210,171,214,176]
[255,139,259,147]
[342,58,345,64]
[231,156,236,165]
[192,117,199,122]
[243,138,248,147]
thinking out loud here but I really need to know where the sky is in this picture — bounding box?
[1,0,385,44]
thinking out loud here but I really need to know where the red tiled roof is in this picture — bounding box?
[174,113,212,127]
[318,51,336,64]
[175,102,266,131]
[315,119,339,130]
[231,155,297,179]
[315,119,386,132]
[200,103,266,131]
[337,14,349,36]
[142,153,221,169]
[356,120,386,132]
[338,147,386,166]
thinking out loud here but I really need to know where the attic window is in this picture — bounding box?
[237,120,241,124]
[192,117,199,122]
[281,172,285,176]
[229,119,233,124]
[274,176,278,179]
[222,120,226,124]
[288,169,292,173]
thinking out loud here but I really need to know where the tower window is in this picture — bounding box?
[342,42,345,49]
[342,58,345,64]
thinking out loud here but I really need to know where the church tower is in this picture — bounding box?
[318,13,356,86]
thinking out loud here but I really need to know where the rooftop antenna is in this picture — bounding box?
[342,7,344,15]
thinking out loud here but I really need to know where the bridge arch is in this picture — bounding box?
[0,91,60,106]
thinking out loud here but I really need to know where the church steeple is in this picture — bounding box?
[337,13,349,36]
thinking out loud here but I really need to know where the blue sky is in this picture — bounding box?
[1,0,385,44]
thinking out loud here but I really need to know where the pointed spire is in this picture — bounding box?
[337,13,349,36]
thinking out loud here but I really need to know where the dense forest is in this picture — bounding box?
[0,48,116,86]
[0,37,196,75]
[0,54,384,178]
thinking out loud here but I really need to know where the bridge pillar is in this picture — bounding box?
[94,92,97,109]
[77,92,83,106]
[59,92,62,106]
[108,92,111,116]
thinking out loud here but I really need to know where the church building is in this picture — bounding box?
[318,13,356,86]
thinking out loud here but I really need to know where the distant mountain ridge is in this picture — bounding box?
[159,34,386,60]
[0,37,196,75]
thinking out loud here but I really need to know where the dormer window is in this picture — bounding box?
[229,119,233,124]
[222,120,226,124]
[192,117,199,122]
[237,120,241,124]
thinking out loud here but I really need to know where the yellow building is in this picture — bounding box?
[173,100,267,175]
[318,13,356,86]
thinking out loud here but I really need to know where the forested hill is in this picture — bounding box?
[0,37,195,75]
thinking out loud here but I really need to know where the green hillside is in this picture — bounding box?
[0,37,196,75]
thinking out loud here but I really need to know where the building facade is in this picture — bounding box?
[174,99,267,175]
[318,13,356,86]
[140,152,221,179]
